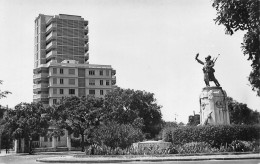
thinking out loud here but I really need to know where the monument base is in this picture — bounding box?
[199,86,230,125]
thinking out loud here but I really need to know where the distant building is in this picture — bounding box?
[16,14,117,152]
[33,14,116,106]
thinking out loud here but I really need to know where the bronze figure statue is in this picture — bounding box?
[195,53,220,87]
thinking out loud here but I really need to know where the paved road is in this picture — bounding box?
[0,155,259,164]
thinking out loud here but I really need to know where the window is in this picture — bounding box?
[60,89,63,94]
[89,90,95,95]
[69,79,75,85]
[53,99,57,104]
[89,79,95,85]
[53,88,57,94]
[53,68,57,74]
[89,70,95,75]
[60,68,63,74]
[100,90,104,95]
[60,79,64,84]
[69,89,75,95]
[106,90,110,94]
[53,78,57,84]
[50,137,52,142]
[99,70,103,76]
[69,69,75,75]
[106,70,109,76]
[100,80,103,85]
[106,80,110,86]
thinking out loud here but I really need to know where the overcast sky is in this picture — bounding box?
[0,0,259,123]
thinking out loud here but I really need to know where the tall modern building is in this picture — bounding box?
[33,14,116,106]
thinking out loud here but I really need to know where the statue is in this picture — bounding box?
[195,53,220,87]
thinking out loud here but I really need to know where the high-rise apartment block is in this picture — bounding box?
[33,14,116,106]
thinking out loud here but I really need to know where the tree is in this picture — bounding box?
[0,80,11,99]
[92,121,144,149]
[212,0,260,96]
[227,97,260,125]
[104,87,163,139]
[49,96,104,152]
[2,102,49,154]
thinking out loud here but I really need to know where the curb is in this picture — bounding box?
[36,154,260,163]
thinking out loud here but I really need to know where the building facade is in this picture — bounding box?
[33,14,116,106]
[29,14,116,151]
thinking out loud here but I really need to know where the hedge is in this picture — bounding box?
[163,125,260,147]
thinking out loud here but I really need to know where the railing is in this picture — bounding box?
[46,41,57,50]
[88,64,112,69]
[33,83,48,89]
[46,51,57,59]
[33,73,48,79]
[46,32,57,41]
[33,74,41,79]
[46,23,56,33]
[33,94,48,99]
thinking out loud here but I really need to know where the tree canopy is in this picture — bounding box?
[227,97,260,125]
[48,96,104,151]
[2,102,49,153]
[104,87,163,139]
[212,0,260,96]
[0,80,11,100]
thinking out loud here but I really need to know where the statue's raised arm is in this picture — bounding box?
[195,53,204,65]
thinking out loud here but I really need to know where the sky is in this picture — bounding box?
[0,0,259,123]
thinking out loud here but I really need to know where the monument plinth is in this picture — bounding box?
[199,86,230,125]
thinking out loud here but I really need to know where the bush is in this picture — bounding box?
[229,140,253,152]
[85,144,178,155]
[92,122,144,149]
[163,125,260,147]
[176,142,219,154]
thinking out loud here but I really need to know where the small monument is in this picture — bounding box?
[195,53,230,125]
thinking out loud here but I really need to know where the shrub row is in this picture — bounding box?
[162,125,260,147]
[85,140,260,155]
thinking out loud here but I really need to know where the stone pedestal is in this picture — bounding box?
[199,87,230,125]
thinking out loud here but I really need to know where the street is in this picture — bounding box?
[0,154,259,164]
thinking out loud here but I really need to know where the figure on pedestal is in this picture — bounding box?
[195,53,220,87]
[195,53,230,125]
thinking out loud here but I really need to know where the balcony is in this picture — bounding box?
[46,23,57,33]
[33,73,48,83]
[46,32,57,42]
[33,74,41,79]
[112,76,116,85]
[112,70,116,75]
[46,41,57,50]
[84,52,89,61]
[33,83,48,89]
[84,35,88,43]
[84,26,88,34]
[84,44,89,52]
[33,94,48,99]
[46,51,57,59]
